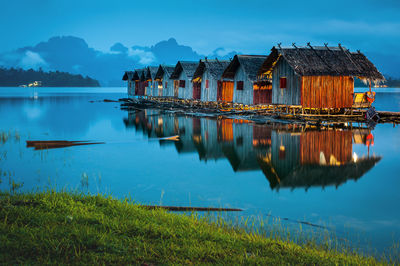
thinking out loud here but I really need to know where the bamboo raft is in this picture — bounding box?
[120,97,400,125]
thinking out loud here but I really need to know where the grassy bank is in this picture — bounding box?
[0,191,381,265]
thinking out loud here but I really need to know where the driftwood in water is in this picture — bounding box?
[141,205,242,212]
[26,140,105,150]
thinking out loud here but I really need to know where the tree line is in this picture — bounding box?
[0,67,100,87]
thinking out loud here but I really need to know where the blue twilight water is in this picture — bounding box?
[0,87,400,254]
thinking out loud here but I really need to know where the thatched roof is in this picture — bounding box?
[259,156,381,190]
[155,65,175,81]
[258,45,385,83]
[122,71,134,81]
[132,69,145,81]
[170,61,198,80]
[192,59,231,81]
[222,55,267,81]
[145,66,159,80]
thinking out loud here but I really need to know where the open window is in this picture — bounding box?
[236,81,244,90]
[280,77,287,89]
[179,80,186,88]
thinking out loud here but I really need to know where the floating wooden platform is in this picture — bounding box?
[119,97,400,125]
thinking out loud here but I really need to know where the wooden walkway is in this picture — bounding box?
[120,96,400,125]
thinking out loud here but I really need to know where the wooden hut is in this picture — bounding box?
[221,55,268,105]
[144,66,159,97]
[122,71,135,97]
[132,69,146,97]
[155,65,175,97]
[192,59,231,102]
[257,44,385,109]
[169,61,198,99]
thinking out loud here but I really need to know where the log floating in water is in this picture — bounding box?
[141,205,242,212]
[26,140,105,150]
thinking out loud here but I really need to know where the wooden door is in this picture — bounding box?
[173,80,179,98]
[193,82,201,100]
[222,81,234,102]
[217,81,222,101]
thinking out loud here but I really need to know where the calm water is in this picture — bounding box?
[0,87,400,254]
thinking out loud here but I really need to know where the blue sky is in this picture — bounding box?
[0,0,399,55]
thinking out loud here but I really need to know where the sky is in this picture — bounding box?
[0,0,399,55]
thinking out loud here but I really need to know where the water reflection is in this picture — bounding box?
[124,110,381,191]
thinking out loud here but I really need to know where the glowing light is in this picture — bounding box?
[353,152,358,163]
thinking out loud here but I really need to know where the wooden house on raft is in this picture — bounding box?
[257,44,385,110]
[133,69,146,97]
[155,65,175,97]
[122,71,135,97]
[169,61,198,99]
[144,66,159,97]
[221,55,268,105]
[192,59,231,102]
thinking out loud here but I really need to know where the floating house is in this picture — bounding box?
[221,55,268,105]
[155,65,175,97]
[133,69,146,96]
[192,59,231,102]
[169,61,198,99]
[257,44,385,109]
[122,71,135,97]
[144,66,159,97]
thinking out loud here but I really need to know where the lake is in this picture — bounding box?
[0,87,399,255]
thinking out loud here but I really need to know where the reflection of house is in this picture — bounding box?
[222,55,268,105]
[258,128,380,190]
[170,61,199,99]
[155,65,175,97]
[123,111,380,190]
[192,59,231,102]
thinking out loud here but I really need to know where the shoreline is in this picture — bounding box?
[0,191,383,265]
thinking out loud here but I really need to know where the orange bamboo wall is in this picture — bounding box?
[301,76,354,108]
[300,130,353,165]
[221,81,234,102]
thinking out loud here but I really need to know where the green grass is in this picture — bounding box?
[0,191,383,265]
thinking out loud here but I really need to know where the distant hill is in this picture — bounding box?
[355,76,400,88]
[0,35,397,87]
[0,36,238,87]
[0,67,100,87]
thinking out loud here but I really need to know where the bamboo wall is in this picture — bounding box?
[272,58,301,105]
[176,71,193,99]
[232,66,253,105]
[301,76,354,108]
[300,130,353,165]
[219,81,234,102]
[253,84,272,105]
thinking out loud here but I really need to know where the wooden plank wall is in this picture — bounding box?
[232,66,253,105]
[253,84,272,105]
[272,58,301,105]
[301,76,354,108]
[300,130,353,165]
[221,81,234,102]
[200,70,219,102]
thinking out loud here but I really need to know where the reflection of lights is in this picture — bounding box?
[158,117,163,126]
[353,152,358,163]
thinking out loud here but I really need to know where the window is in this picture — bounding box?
[206,80,209,88]
[236,81,244,90]
[179,80,186,88]
[165,81,168,88]
[280,77,287,89]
